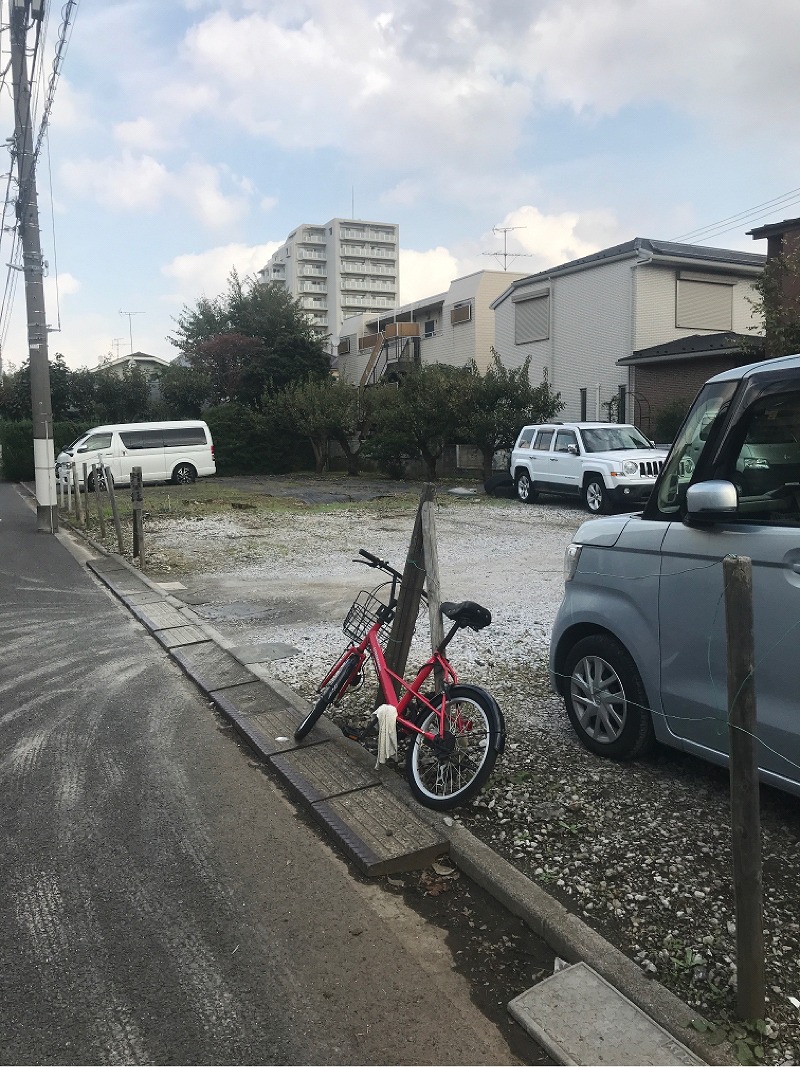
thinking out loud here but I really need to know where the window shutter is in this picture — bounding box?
[676,279,733,330]
[515,294,549,343]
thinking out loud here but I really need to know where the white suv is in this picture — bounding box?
[510,422,667,513]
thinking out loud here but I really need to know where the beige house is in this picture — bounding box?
[335,270,526,386]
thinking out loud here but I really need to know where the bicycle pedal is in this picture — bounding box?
[340,719,378,742]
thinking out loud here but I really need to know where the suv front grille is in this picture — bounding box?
[638,459,664,478]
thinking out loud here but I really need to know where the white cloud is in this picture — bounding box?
[400,248,461,304]
[161,241,281,303]
[59,152,253,229]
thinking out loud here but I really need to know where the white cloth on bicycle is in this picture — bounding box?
[374,703,398,768]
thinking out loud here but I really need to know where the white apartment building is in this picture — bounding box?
[257,218,399,342]
[336,270,526,387]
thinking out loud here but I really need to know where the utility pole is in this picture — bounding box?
[10,0,57,533]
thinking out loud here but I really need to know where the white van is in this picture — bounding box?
[56,420,215,489]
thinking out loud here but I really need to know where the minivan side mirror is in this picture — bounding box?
[684,480,738,525]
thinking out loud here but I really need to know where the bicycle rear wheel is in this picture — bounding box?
[294,654,360,742]
[405,685,504,810]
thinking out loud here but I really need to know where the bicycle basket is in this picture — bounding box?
[343,589,393,643]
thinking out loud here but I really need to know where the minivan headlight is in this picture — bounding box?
[622,459,639,477]
[564,543,582,582]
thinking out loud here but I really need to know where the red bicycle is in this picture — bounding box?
[294,549,505,810]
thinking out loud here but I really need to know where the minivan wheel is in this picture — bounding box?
[515,470,538,504]
[583,477,610,514]
[87,469,111,493]
[562,634,654,759]
[172,463,197,485]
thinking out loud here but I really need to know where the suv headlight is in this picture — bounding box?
[622,459,639,477]
[564,543,582,582]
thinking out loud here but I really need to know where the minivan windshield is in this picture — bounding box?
[655,380,738,515]
[580,426,652,453]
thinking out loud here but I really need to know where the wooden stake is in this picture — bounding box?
[723,554,765,1021]
[421,499,444,691]
[105,465,124,555]
[382,483,436,701]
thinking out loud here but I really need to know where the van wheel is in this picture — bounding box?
[172,463,197,485]
[88,469,112,493]
[563,634,654,759]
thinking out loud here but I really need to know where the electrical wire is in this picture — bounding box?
[673,186,800,245]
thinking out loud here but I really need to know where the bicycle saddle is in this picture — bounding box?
[441,600,492,631]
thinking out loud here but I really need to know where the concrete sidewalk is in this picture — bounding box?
[50,501,729,1066]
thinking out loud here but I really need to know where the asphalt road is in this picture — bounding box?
[0,482,548,1066]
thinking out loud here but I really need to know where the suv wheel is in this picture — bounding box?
[515,470,538,505]
[583,476,610,513]
[563,634,654,759]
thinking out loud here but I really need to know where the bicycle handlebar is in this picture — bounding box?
[355,549,428,602]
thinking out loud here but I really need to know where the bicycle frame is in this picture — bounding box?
[318,615,461,742]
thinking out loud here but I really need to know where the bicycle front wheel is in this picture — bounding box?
[405,685,504,810]
[294,654,360,742]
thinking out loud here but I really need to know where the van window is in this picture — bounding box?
[653,380,737,516]
[120,430,164,449]
[728,392,800,522]
[163,427,206,446]
[80,433,113,451]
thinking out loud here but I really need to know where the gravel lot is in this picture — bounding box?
[138,477,800,1065]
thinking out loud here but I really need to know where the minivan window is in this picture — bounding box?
[163,427,206,446]
[654,380,737,516]
[80,433,113,451]
[120,430,163,449]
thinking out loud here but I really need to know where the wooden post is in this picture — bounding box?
[382,483,436,701]
[723,554,765,1021]
[421,498,445,691]
[92,465,106,537]
[71,463,84,525]
[105,465,124,555]
[131,466,144,567]
[82,462,89,504]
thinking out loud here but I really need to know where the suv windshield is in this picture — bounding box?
[580,426,652,453]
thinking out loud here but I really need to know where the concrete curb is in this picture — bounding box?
[52,507,731,1065]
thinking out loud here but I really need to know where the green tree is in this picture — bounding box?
[366,364,473,479]
[745,249,800,359]
[170,270,330,407]
[93,363,151,422]
[274,376,374,475]
[159,362,213,418]
[462,350,564,478]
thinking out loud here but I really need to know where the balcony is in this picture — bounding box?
[297,249,326,260]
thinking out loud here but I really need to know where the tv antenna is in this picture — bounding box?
[119,309,144,353]
[482,225,534,271]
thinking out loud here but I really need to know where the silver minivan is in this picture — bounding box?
[550,353,800,795]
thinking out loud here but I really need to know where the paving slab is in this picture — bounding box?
[154,624,210,649]
[312,785,447,876]
[272,743,381,805]
[209,682,306,756]
[171,641,258,692]
[508,962,705,1066]
[128,601,190,630]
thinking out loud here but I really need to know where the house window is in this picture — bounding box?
[424,319,436,338]
[451,303,472,325]
[676,273,734,331]
[514,292,550,343]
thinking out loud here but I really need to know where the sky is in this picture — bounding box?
[1,0,800,372]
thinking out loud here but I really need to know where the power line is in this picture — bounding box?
[673,186,800,244]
